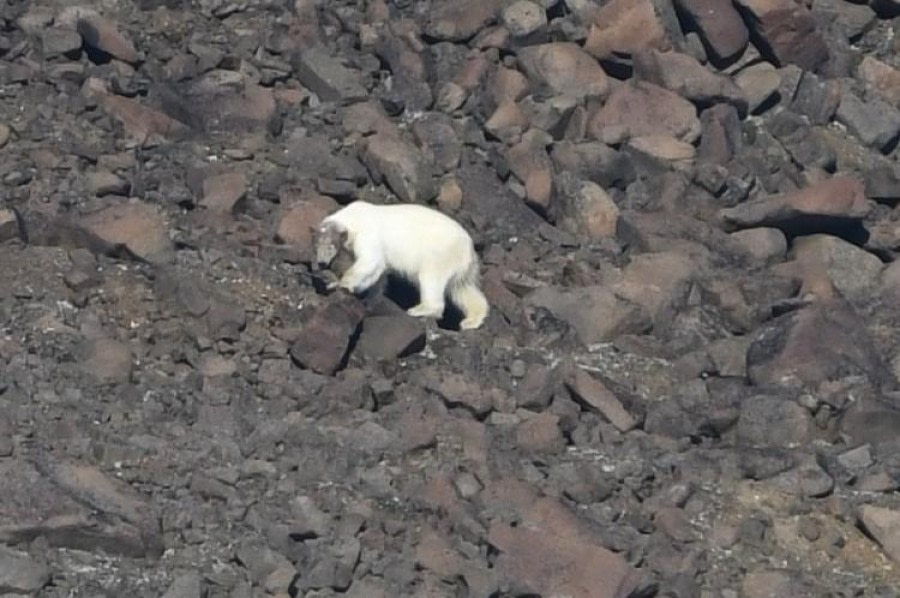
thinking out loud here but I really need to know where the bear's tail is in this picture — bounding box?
[449,257,489,330]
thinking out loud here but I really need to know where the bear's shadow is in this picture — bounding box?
[382,274,464,331]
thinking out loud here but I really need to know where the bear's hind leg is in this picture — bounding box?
[407,269,447,319]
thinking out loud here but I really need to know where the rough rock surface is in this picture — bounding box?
[1,0,899,596]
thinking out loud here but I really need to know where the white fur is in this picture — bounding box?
[319,201,489,330]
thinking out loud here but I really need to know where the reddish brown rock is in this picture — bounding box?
[76,14,140,64]
[505,130,553,212]
[611,251,698,323]
[525,285,651,345]
[633,49,748,114]
[746,298,893,391]
[515,413,564,453]
[733,0,829,71]
[719,176,872,231]
[201,172,248,214]
[80,200,173,264]
[488,65,530,109]
[92,90,188,145]
[858,56,900,108]
[673,0,749,65]
[565,368,636,432]
[553,179,620,240]
[289,295,366,375]
[485,480,643,598]
[361,131,438,203]
[516,42,610,100]
[484,101,529,143]
[730,227,788,264]
[582,0,672,60]
[588,81,701,145]
[424,0,508,41]
[354,315,426,361]
[275,191,340,259]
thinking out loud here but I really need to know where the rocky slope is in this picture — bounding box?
[1,0,900,596]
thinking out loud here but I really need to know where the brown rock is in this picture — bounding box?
[565,368,637,432]
[515,363,558,410]
[790,234,884,302]
[80,200,173,264]
[505,131,553,212]
[697,103,742,164]
[81,338,132,384]
[361,131,438,203]
[88,84,188,145]
[719,176,872,231]
[516,42,609,100]
[515,413,564,453]
[0,208,18,243]
[582,0,672,60]
[858,56,900,108]
[488,65,530,108]
[501,0,548,38]
[291,46,367,103]
[553,179,620,240]
[424,0,508,41]
[484,101,529,144]
[633,49,748,114]
[417,367,506,418]
[626,135,696,170]
[734,62,782,114]
[746,298,893,390]
[354,315,426,361]
[201,172,248,214]
[729,227,788,264]
[732,0,829,71]
[525,285,651,345]
[673,0,749,65]
[276,191,340,259]
[588,81,701,145]
[76,14,140,64]
[0,123,10,148]
[289,295,367,375]
[859,505,900,564]
[611,251,697,323]
[87,170,130,197]
[486,484,643,598]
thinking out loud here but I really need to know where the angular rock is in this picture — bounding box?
[0,546,50,594]
[76,14,140,64]
[87,170,130,197]
[370,26,433,113]
[835,91,900,153]
[80,200,174,264]
[41,27,83,59]
[91,89,189,145]
[516,413,564,453]
[486,484,643,598]
[790,234,884,302]
[417,367,504,418]
[730,227,787,264]
[858,56,900,108]
[505,130,553,212]
[746,299,894,391]
[582,0,672,60]
[551,141,636,190]
[588,81,701,145]
[736,395,812,448]
[290,295,367,375]
[565,368,637,432]
[81,338,133,384]
[790,71,841,125]
[161,571,202,598]
[525,285,651,345]
[673,0,749,65]
[354,315,426,361]
[291,46,367,103]
[276,192,340,260]
[625,135,696,170]
[201,172,248,214]
[0,208,20,243]
[697,103,742,164]
[424,0,507,41]
[859,505,900,564]
[719,176,871,232]
[611,251,698,324]
[552,177,620,240]
[516,42,610,100]
[361,131,438,203]
[734,63,781,114]
[633,49,748,114]
[732,0,829,71]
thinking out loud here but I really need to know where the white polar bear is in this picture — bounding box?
[315,201,490,330]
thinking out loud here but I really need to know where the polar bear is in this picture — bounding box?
[315,201,489,330]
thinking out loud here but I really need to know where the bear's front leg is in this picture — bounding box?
[338,255,385,294]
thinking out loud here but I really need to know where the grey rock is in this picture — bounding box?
[835,91,900,153]
[291,47,367,103]
[0,546,50,594]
